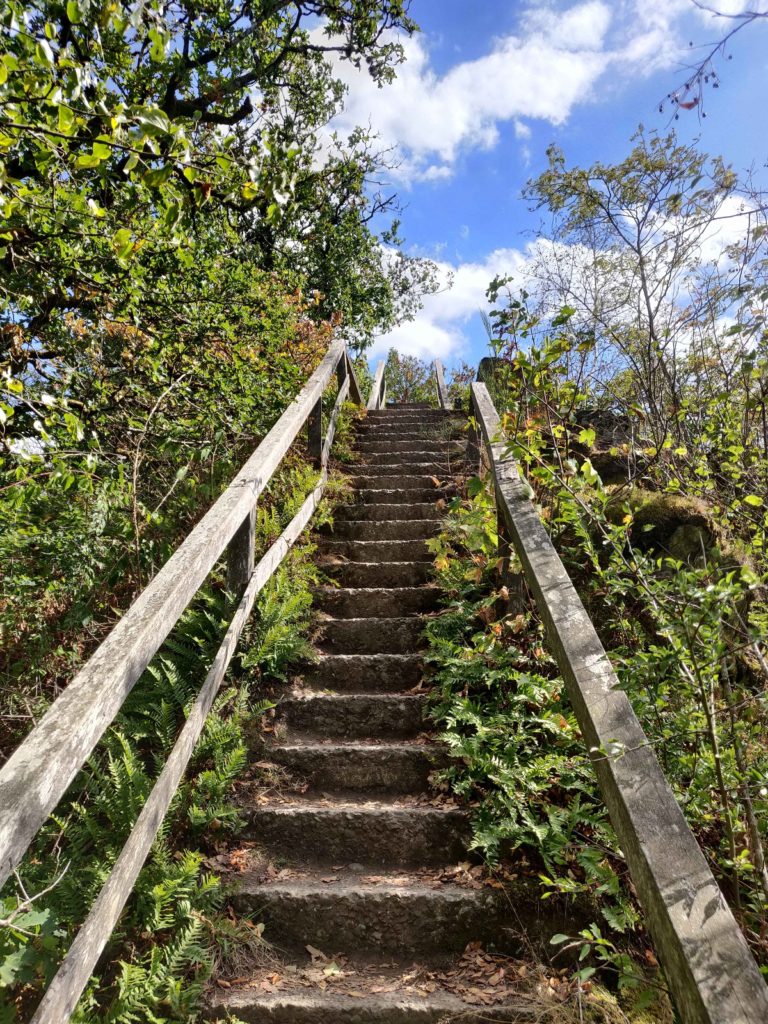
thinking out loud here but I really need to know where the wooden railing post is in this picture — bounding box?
[226,506,256,595]
[307,397,323,468]
[466,390,482,475]
[366,360,386,411]
[434,359,452,410]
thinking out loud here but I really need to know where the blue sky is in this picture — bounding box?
[326,0,768,372]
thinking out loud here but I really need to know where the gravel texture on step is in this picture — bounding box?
[316,617,427,655]
[301,653,425,692]
[278,693,428,740]
[320,561,433,589]
[350,458,454,468]
[355,440,456,453]
[268,740,446,793]
[324,520,440,542]
[313,586,439,618]
[353,487,455,505]
[316,539,432,563]
[208,988,535,1022]
[231,872,514,957]
[334,503,442,522]
[244,799,469,867]
[348,475,449,491]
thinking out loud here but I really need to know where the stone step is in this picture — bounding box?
[354,452,457,467]
[316,539,431,563]
[302,653,424,692]
[209,987,533,1023]
[335,502,442,522]
[314,586,439,618]
[366,410,456,420]
[231,871,511,958]
[243,798,469,867]
[323,519,438,542]
[268,740,445,793]
[355,488,455,505]
[279,693,428,739]
[317,617,426,655]
[356,426,465,439]
[349,475,450,491]
[321,561,433,589]
[355,440,456,453]
[348,460,451,474]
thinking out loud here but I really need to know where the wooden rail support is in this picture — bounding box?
[226,506,256,596]
[433,359,452,410]
[308,397,323,469]
[470,380,768,1024]
[366,360,386,411]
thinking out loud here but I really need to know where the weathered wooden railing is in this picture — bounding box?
[467,381,768,1024]
[0,340,370,1024]
[366,358,387,410]
[433,358,452,410]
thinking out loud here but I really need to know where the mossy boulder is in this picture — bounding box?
[607,489,725,565]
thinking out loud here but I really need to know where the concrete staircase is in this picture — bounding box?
[209,405,538,1022]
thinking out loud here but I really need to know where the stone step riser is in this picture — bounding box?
[352,456,460,468]
[355,488,456,505]
[335,503,442,522]
[317,539,431,563]
[317,618,425,655]
[208,993,531,1023]
[279,694,427,739]
[350,464,456,479]
[243,805,470,867]
[269,744,444,793]
[323,520,438,542]
[355,440,457,453]
[356,426,465,438]
[302,654,424,692]
[232,884,510,958]
[314,587,439,618]
[321,562,433,589]
[349,476,449,491]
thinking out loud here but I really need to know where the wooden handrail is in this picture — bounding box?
[469,381,768,1024]
[433,359,452,410]
[366,359,387,410]
[0,339,356,890]
[30,370,353,1024]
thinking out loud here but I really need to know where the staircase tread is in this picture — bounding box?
[236,864,498,897]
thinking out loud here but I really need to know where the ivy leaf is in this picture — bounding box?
[744,495,764,507]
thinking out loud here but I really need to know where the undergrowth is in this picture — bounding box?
[425,482,670,1017]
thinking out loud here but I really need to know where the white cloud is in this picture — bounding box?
[370,247,529,361]
[320,0,741,185]
[323,3,613,183]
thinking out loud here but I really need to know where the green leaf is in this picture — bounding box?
[550,933,570,945]
[744,495,764,508]
[66,0,82,23]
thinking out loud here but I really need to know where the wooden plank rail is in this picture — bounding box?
[469,381,768,1024]
[0,338,365,891]
[366,359,387,410]
[433,359,452,410]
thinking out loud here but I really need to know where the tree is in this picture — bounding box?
[523,128,767,448]
[383,348,436,404]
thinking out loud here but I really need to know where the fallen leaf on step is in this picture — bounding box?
[320,876,338,883]
[306,944,327,963]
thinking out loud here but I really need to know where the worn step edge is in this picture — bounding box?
[208,988,535,1022]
